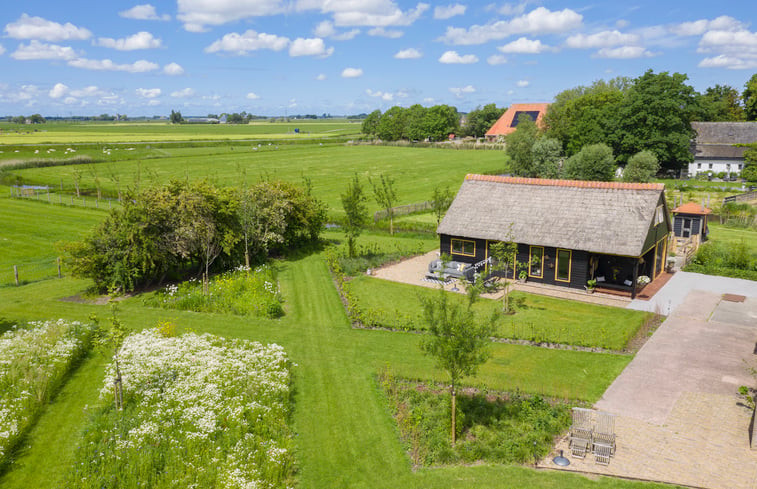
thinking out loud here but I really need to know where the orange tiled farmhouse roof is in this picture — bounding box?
[485,103,550,137]
[672,201,712,215]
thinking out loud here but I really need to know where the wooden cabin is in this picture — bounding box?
[437,175,672,298]
[670,202,711,256]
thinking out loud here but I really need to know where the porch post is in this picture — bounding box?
[631,258,639,300]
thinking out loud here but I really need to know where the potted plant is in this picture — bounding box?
[586,279,596,294]
[518,270,528,283]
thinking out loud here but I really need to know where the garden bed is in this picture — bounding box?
[378,368,571,467]
[65,329,295,488]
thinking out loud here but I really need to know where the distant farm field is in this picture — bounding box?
[6,144,508,214]
[0,120,361,144]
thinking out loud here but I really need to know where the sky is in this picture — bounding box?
[0,0,756,117]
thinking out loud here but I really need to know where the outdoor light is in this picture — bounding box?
[553,450,570,466]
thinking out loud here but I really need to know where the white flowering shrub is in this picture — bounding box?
[68,330,295,489]
[0,319,94,464]
[145,265,284,318]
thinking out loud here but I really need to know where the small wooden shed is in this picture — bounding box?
[670,202,711,256]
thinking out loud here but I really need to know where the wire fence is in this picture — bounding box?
[374,201,432,221]
[0,258,65,287]
[8,185,122,210]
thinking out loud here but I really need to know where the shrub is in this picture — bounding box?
[563,143,617,181]
[622,150,659,183]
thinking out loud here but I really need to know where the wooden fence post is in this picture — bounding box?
[57,257,62,278]
[14,265,19,286]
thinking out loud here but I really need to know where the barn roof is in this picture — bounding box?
[437,174,666,257]
[485,103,550,138]
[691,122,757,160]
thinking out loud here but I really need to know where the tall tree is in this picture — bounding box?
[419,286,496,445]
[237,184,290,268]
[431,185,454,226]
[361,109,382,136]
[170,110,183,124]
[744,74,757,121]
[531,137,563,178]
[376,106,407,141]
[369,173,398,235]
[505,114,539,176]
[611,70,697,172]
[423,104,460,141]
[340,174,368,257]
[404,104,428,141]
[622,150,659,183]
[695,85,745,121]
[563,143,617,181]
[463,103,506,138]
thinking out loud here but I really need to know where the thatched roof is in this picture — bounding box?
[437,175,666,257]
[691,122,757,159]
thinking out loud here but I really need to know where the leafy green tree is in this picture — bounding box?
[531,137,563,178]
[237,184,290,268]
[563,143,616,181]
[420,286,496,445]
[170,110,183,124]
[29,114,46,124]
[12,115,26,124]
[745,74,757,121]
[431,185,454,226]
[622,150,660,182]
[361,109,382,136]
[340,174,368,257]
[463,103,506,138]
[489,237,518,313]
[695,85,745,121]
[376,106,407,141]
[742,165,757,182]
[423,104,459,141]
[369,173,398,235]
[611,70,697,172]
[505,114,539,176]
[404,104,428,141]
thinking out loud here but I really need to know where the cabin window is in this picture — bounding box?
[528,246,544,278]
[654,205,664,226]
[556,249,572,282]
[451,238,475,257]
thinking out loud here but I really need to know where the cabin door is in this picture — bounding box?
[682,218,692,238]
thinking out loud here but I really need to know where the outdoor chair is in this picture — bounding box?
[594,442,612,465]
[592,411,616,457]
[569,407,593,459]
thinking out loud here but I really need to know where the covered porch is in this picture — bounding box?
[589,241,666,299]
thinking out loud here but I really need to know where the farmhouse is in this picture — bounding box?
[688,121,757,176]
[437,175,671,298]
[485,103,550,142]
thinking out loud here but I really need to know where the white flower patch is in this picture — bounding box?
[0,319,93,463]
[83,330,295,488]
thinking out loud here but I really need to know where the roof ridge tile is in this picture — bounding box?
[465,174,664,191]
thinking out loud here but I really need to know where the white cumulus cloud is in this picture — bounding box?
[368,27,403,38]
[314,20,359,40]
[438,7,582,45]
[119,4,171,21]
[366,89,394,102]
[246,92,260,99]
[341,67,363,78]
[171,88,195,97]
[0,45,5,56]
[434,4,466,20]
[68,58,160,72]
[487,54,507,65]
[594,46,654,59]
[49,83,69,98]
[565,30,639,49]
[670,16,743,37]
[439,50,478,64]
[498,37,549,53]
[698,55,757,70]
[11,40,78,60]
[394,48,421,59]
[449,85,475,98]
[4,14,92,41]
[70,86,104,97]
[516,80,529,87]
[163,62,184,75]
[205,30,290,54]
[289,37,333,57]
[136,88,161,98]
[96,32,162,50]
[316,73,327,80]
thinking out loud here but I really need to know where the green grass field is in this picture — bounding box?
[0,120,362,144]
[5,144,508,215]
[0,195,682,489]
[348,275,651,350]
[707,222,757,254]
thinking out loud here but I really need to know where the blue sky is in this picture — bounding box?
[0,1,756,117]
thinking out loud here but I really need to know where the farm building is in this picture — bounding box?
[437,175,671,298]
[485,103,550,142]
[688,122,757,176]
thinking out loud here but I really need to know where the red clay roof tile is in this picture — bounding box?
[465,173,665,191]
[672,202,712,214]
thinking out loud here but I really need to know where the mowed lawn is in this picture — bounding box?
[348,275,651,351]
[707,222,757,254]
[0,120,362,144]
[11,144,509,214]
[0,197,680,489]
[0,195,107,286]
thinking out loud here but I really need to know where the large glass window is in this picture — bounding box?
[451,238,475,257]
[529,246,544,278]
[556,249,571,282]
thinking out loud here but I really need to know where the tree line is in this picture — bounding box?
[65,179,327,292]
